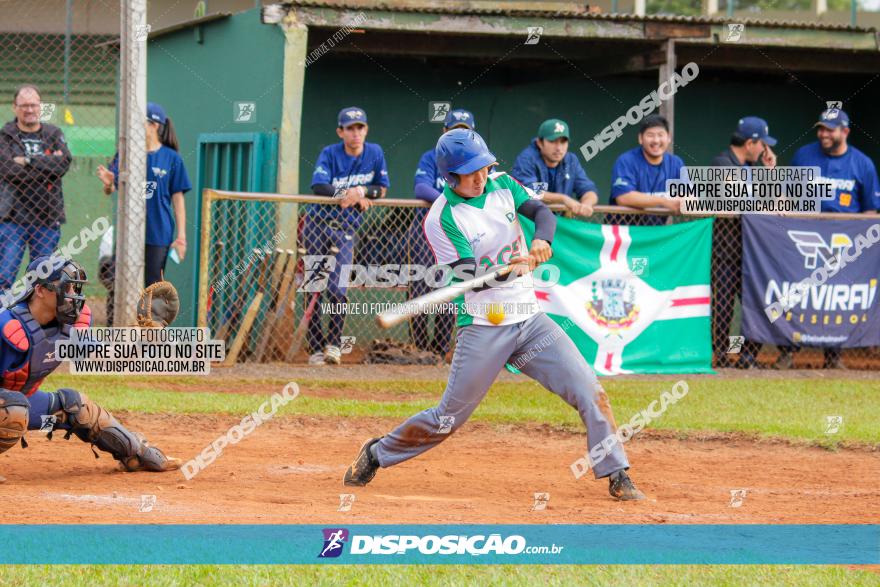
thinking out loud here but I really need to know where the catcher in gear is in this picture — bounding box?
[0,255,181,484]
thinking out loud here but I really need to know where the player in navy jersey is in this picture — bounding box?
[97,102,192,292]
[776,108,880,370]
[307,107,389,365]
[609,115,683,226]
[511,118,597,217]
[408,108,475,358]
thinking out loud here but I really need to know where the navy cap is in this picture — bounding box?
[734,116,777,147]
[338,107,367,128]
[444,109,475,130]
[146,102,167,125]
[27,255,69,283]
[816,108,849,129]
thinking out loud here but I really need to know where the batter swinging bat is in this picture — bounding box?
[376,264,516,330]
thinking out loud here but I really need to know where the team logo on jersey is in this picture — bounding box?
[318,528,349,558]
[151,166,167,178]
[585,279,639,331]
[787,230,852,269]
[506,212,516,223]
[468,232,486,249]
[613,177,629,187]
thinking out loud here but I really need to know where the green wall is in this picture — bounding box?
[148,9,285,326]
[300,53,880,200]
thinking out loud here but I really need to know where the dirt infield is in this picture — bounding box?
[1,412,877,525]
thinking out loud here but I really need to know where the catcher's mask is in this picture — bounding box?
[27,256,87,325]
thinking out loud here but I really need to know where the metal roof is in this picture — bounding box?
[288,0,876,32]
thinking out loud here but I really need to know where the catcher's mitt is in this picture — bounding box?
[137,281,180,328]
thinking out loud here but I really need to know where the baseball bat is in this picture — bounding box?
[223,249,272,365]
[285,244,339,362]
[260,249,299,362]
[272,246,307,360]
[216,248,261,341]
[253,248,290,361]
[376,264,516,330]
[286,290,320,362]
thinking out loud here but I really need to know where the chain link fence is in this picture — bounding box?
[0,3,120,318]
[200,189,880,370]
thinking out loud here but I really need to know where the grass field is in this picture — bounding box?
[2,372,876,585]
[3,563,879,586]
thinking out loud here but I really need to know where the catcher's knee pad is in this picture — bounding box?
[0,390,29,455]
[54,388,176,472]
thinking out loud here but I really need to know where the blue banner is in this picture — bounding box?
[742,215,880,347]
[0,525,877,564]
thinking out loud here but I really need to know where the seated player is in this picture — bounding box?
[0,256,181,484]
[342,129,644,501]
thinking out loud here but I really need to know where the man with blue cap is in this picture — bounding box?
[408,108,476,358]
[710,116,777,369]
[307,107,389,366]
[775,108,880,370]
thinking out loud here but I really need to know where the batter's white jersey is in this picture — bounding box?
[423,171,540,327]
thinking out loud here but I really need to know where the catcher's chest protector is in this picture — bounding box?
[1,304,89,396]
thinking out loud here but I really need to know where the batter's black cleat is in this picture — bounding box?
[343,437,383,487]
[609,470,645,501]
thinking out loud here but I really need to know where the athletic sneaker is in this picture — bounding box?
[324,345,342,365]
[308,351,326,366]
[609,469,646,501]
[343,437,383,487]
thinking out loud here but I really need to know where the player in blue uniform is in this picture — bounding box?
[97,102,192,289]
[408,108,475,357]
[0,256,180,484]
[776,108,880,370]
[306,107,389,365]
[609,115,684,226]
[511,118,598,217]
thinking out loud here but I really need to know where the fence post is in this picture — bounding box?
[114,0,148,326]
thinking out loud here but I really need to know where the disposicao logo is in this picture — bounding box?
[318,528,349,558]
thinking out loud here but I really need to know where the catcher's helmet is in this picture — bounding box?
[24,256,87,324]
[435,129,496,188]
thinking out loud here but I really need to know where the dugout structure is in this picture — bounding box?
[137,1,880,367]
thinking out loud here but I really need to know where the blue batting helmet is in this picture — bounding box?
[435,129,496,188]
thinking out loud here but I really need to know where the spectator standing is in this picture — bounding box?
[710,116,777,369]
[306,106,389,366]
[96,102,191,291]
[0,84,72,294]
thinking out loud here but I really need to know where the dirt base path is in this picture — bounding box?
[1,414,877,525]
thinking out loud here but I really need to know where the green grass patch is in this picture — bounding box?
[46,375,880,446]
[0,564,876,586]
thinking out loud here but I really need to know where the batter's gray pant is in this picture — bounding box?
[374,313,629,479]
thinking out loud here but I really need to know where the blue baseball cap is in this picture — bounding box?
[146,102,167,125]
[444,109,475,130]
[338,106,367,128]
[734,116,777,147]
[816,108,849,129]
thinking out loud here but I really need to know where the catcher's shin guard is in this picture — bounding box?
[53,388,181,472]
[0,390,29,455]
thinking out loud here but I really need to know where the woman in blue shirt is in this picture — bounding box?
[96,102,192,287]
